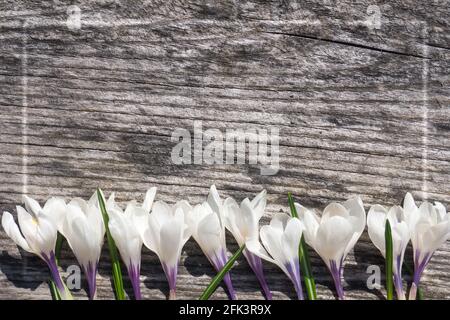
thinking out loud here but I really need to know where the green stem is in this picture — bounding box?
[199,245,245,300]
[49,279,61,300]
[97,188,126,300]
[288,192,317,300]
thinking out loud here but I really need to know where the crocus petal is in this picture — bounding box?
[64,214,97,267]
[418,221,450,256]
[281,218,303,262]
[162,262,177,299]
[62,202,104,273]
[34,215,58,256]
[143,217,160,254]
[107,199,144,300]
[106,192,120,212]
[84,261,98,300]
[16,205,35,239]
[88,191,100,207]
[322,203,349,220]
[62,202,102,300]
[296,204,320,246]
[159,213,184,268]
[236,198,259,242]
[315,216,353,265]
[403,192,420,230]
[127,204,149,238]
[151,201,173,227]
[269,212,289,231]
[23,195,42,217]
[367,204,388,256]
[400,193,450,300]
[223,197,244,245]
[244,250,272,300]
[3,198,70,299]
[418,202,437,222]
[69,198,89,215]
[284,260,303,300]
[145,201,191,300]
[260,225,286,268]
[207,185,223,215]
[403,192,418,212]
[174,201,193,242]
[187,194,236,299]
[249,213,304,300]
[387,206,410,271]
[220,189,271,299]
[42,197,67,229]
[329,260,345,300]
[1,212,32,252]
[108,209,127,241]
[142,187,157,213]
[195,212,222,257]
[175,200,193,216]
[109,208,142,268]
[17,206,57,257]
[246,239,277,266]
[127,262,142,300]
[250,190,267,220]
[342,197,366,258]
[433,202,447,221]
[209,248,236,300]
[367,203,409,300]
[367,204,409,262]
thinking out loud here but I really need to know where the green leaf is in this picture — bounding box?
[288,192,317,300]
[97,188,126,300]
[199,244,245,300]
[385,219,394,300]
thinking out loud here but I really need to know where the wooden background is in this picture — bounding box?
[0,0,449,300]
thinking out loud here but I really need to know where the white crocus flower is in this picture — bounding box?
[187,196,236,299]
[57,192,105,300]
[106,188,157,300]
[247,213,305,299]
[217,187,272,299]
[2,195,71,299]
[295,197,366,300]
[367,205,409,300]
[141,200,192,299]
[403,193,450,300]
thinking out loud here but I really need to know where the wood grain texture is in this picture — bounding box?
[0,0,449,300]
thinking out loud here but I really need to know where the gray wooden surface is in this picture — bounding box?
[0,0,449,300]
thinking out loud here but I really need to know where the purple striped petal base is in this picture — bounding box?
[393,255,405,300]
[409,250,432,300]
[162,263,178,300]
[329,260,345,300]
[285,260,304,300]
[210,249,237,300]
[245,249,272,300]
[83,261,98,300]
[127,262,141,300]
[42,251,70,300]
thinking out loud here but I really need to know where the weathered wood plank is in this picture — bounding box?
[0,0,449,299]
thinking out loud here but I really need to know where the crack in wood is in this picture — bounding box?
[263,31,431,60]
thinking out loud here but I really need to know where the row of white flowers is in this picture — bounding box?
[2,187,449,300]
